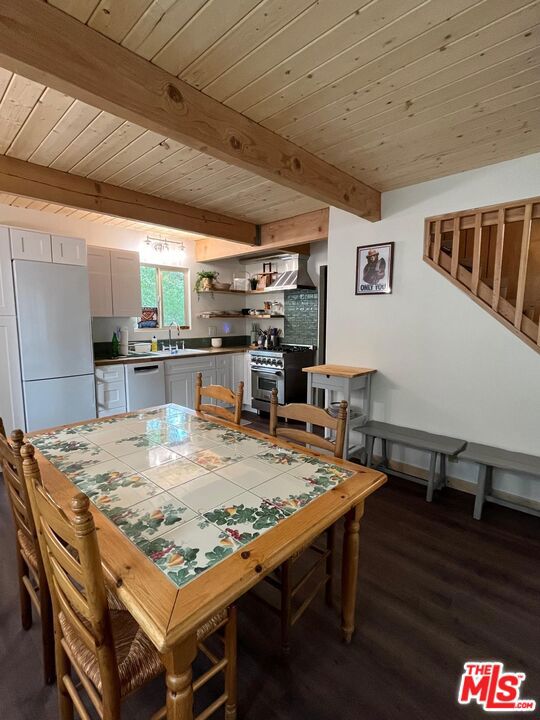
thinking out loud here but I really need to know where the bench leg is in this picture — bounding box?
[439,454,447,490]
[426,452,438,502]
[473,465,492,520]
[380,438,389,466]
[365,436,375,467]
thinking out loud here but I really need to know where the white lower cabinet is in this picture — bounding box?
[95,364,126,416]
[164,353,248,410]
[0,316,25,433]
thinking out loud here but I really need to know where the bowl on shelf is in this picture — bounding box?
[213,282,231,291]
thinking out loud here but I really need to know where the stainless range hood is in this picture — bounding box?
[241,253,316,292]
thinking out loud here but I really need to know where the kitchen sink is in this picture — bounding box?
[150,349,209,356]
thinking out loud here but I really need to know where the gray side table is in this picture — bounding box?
[302,364,377,460]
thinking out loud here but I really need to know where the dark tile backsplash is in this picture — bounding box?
[284,289,318,345]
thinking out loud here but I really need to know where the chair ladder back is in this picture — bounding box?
[195,372,244,425]
[21,444,121,711]
[269,389,348,459]
[0,428,40,555]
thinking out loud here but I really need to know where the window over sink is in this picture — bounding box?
[139,264,190,329]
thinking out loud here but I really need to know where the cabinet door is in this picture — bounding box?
[110,249,141,317]
[52,235,87,265]
[10,228,52,262]
[243,352,252,409]
[166,371,194,409]
[0,227,15,315]
[87,246,113,317]
[0,316,25,433]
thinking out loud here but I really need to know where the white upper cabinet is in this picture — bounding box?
[0,227,15,315]
[87,246,113,317]
[88,246,141,317]
[52,235,87,265]
[110,249,141,317]
[10,228,52,262]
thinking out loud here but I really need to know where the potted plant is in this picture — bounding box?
[195,270,219,294]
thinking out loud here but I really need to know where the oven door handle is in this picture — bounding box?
[252,368,283,376]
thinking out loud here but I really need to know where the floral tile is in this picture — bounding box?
[63,417,125,435]
[186,444,248,471]
[215,457,286,490]
[107,493,195,547]
[252,472,322,516]
[143,458,208,490]
[71,465,160,512]
[255,447,305,469]
[211,430,273,457]
[123,418,170,435]
[168,473,244,513]
[287,460,355,490]
[141,517,238,588]
[67,457,135,487]
[38,438,114,475]
[101,434,163,458]
[121,445,181,472]
[77,424,141,446]
[32,429,87,448]
[203,491,285,545]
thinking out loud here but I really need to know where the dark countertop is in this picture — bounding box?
[94,346,252,367]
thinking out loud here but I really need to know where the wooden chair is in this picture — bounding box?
[0,420,55,684]
[267,389,348,652]
[195,372,244,425]
[21,442,238,720]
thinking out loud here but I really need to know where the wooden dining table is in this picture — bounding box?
[30,403,386,720]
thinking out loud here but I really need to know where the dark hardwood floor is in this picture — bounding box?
[1,418,539,719]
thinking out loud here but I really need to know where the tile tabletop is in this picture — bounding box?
[32,404,356,591]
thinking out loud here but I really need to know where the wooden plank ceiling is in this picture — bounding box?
[0,0,539,226]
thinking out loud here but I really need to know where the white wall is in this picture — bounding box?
[327,153,540,501]
[0,205,248,341]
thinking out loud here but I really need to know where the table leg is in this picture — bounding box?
[426,452,438,502]
[162,634,198,720]
[341,502,365,643]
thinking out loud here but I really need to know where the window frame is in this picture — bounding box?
[139,262,191,330]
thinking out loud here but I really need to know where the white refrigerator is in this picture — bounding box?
[13,260,96,431]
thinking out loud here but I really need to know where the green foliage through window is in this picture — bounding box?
[139,265,187,327]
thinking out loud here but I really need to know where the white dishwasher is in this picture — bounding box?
[124,361,166,411]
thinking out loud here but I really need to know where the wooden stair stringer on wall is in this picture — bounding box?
[424,197,540,356]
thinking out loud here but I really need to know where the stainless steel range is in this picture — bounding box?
[250,344,315,411]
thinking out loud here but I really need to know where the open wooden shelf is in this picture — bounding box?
[196,288,286,296]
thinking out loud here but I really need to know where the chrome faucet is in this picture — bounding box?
[165,323,184,353]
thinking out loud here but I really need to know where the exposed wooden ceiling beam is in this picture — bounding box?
[0,0,380,222]
[196,209,329,262]
[0,155,257,243]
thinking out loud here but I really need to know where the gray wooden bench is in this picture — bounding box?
[457,443,540,520]
[360,421,466,502]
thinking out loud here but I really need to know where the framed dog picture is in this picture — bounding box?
[355,242,394,295]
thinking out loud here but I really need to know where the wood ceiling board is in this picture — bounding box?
[102,136,187,186]
[49,111,125,171]
[330,86,540,173]
[47,0,100,23]
[201,0,369,103]
[314,64,540,161]
[68,121,147,176]
[87,0,155,43]
[0,155,258,242]
[282,19,540,145]
[6,86,74,161]
[0,74,44,154]
[121,0,208,58]
[181,0,316,90]
[120,145,202,192]
[150,0,261,76]
[28,100,101,166]
[232,0,429,118]
[87,129,167,182]
[255,0,532,128]
[0,67,12,98]
[0,0,379,220]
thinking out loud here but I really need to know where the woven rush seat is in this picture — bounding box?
[18,529,38,571]
[60,601,228,696]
